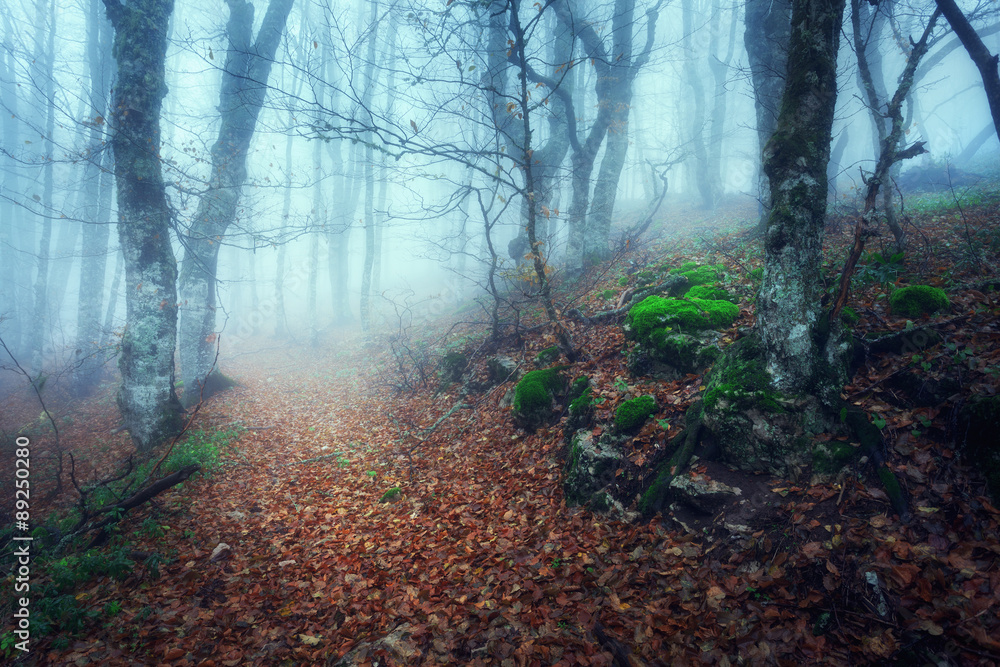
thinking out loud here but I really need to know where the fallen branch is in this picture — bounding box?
[567,275,688,325]
[87,464,201,548]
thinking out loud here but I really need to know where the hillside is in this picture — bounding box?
[3,188,1000,666]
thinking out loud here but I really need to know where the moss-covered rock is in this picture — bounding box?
[685,284,735,302]
[486,355,518,384]
[565,376,594,434]
[625,295,738,336]
[512,368,566,431]
[671,263,724,286]
[615,395,656,433]
[889,285,949,318]
[379,487,402,503]
[439,351,467,384]
[700,334,824,476]
[563,430,623,506]
[535,346,560,365]
[702,335,782,415]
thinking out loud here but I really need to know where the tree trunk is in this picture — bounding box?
[702,0,848,477]
[744,0,791,232]
[0,34,24,355]
[30,0,56,374]
[177,0,293,407]
[934,0,1000,144]
[102,0,183,452]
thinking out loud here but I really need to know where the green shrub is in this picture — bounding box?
[615,395,657,433]
[889,285,948,318]
[840,306,860,325]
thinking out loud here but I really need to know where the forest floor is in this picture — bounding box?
[4,185,1000,666]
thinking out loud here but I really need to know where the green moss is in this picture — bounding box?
[637,270,656,285]
[615,395,657,433]
[535,346,560,365]
[439,352,467,383]
[590,492,610,512]
[379,487,402,503]
[601,289,615,300]
[626,296,738,337]
[646,332,720,373]
[876,466,903,507]
[618,276,629,286]
[812,441,858,474]
[669,263,724,286]
[512,368,566,430]
[840,306,860,325]
[889,285,949,318]
[685,285,734,302]
[703,336,782,414]
[750,267,764,281]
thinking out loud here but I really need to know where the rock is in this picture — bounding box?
[329,623,419,666]
[209,543,232,562]
[486,355,518,384]
[668,474,742,513]
[563,430,624,506]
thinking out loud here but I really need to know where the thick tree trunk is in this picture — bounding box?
[102,0,183,452]
[177,0,292,406]
[701,0,848,478]
[744,0,791,232]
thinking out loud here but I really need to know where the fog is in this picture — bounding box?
[1,0,998,390]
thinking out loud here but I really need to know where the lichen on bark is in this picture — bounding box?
[103,0,183,451]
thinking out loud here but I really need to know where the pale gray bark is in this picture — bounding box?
[177,0,293,406]
[757,0,847,395]
[102,0,183,451]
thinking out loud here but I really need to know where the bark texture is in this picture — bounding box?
[701,0,848,478]
[103,0,183,451]
[756,0,846,395]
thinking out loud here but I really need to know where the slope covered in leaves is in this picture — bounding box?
[12,189,1000,666]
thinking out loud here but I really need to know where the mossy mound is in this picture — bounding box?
[685,285,735,302]
[671,263,724,286]
[535,346,560,365]
[512,368,566,431]
[889,285,949,318]
[702,336,781,414]
[639,332,721,376]
[439,351,467,384]
[625,296,738,337]
[615,395,657,433]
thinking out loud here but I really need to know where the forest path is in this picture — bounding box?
[150,333,703,665]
